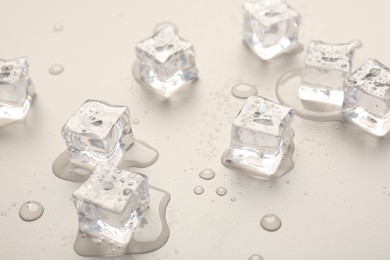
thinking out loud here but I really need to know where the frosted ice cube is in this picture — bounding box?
[0,57,34,120]
[61,100,134,167]
[227,96,295,175]
[243,0,300,60]
[72,162,149,244]
[299,40,360,106]
[343,59,390,136]
[135,26,198,99]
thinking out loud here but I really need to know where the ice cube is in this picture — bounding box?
[225,96,295,177]
[135,26,198,99]
[61,100,134,167]
[299,40,360,106]
[0,57,34,121]
[243,0,301,60]
[72,162,149,244]
[343,59,390,136]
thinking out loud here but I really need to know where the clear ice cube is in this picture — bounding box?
[243,0,301,60]
[0,57,34,120]
[343,59,390,136]
[135,26,198,99]
[299,40,360,106]
[72,162,149,244]
[228,96,295,175]
[61,100,134,167]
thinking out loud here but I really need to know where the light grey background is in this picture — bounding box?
[1,0,390,259]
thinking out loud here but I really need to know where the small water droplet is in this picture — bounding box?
[260,214,282,232]
[248,254,264,260]
[102,181,114,191]
[230,197,236,202]
[231,83,257,99]
[216,187,227,196]
[193,186,204,195]
[199,169,215,180]
[19,201,44,221]
[11,202,17,207]
[123,188,133,195]
[132,119,140,125]
[53,23,63,32]
[92,120,103,127]
[81,233,86,238]
[49,64,64,75]
[1,210,7,216]
[89,116,96,121]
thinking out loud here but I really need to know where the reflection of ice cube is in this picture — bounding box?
[61,100,134,167]
[0,57,34,120]
[300,40,360,106]
[227,96,295,176]
[135,27,198,99]
[243,0,300,60]
[72,163,149,244]
[343,59,390,136]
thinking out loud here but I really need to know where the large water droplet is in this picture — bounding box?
[19,201,44,221]
[216,187,227,196]
[248,254,264,260]
[231,83,257,99]
[260,214,282,232]
[193,186,204,195]
[199,169,215,180]
[49,64,64,75]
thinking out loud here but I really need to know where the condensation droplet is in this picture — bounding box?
[193,186,204,195]
[1,210,7,216]
[53,23,63,32]
[199,169,215,180]
[248,254,264,260]
[123,188,133,195]
[230,197,236,202]
[260,214,282,232]
[11,202,17,207]
[49,64,64,75]
[231,83,257,99]
[216,187,227,196]
[19,201,44,221]
[132,119,140,125]
[102,181,114,190]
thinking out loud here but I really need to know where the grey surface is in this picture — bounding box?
[0,0,390,259]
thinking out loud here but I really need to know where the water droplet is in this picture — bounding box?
[102,181,114,191]
[193,186,204,195]
[89,116,96,121]
[248,254,264,260]
[260,214,282,232]
[231,83,257,99]
[53,23,63,32]
[19,201,44,221]
[199,169,215,180]
[230,197,236,202]
[1,210,7,216]
[216,187,227,196]
[132,119,140,125]
[11,202,17,207]
[369,68,381,77]
[92,120,103,127]
[123,188,133,195]
[49,64,64,75]
[154,22,178,34]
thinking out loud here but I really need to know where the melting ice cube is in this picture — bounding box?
[72,162,149,244]
[135,26,198,99]
[343,59,390,136]
[299,40,361,107]
[0,57,34,122]
[61,100,134,167]
[243,0,301,60]
[222,96,295,179]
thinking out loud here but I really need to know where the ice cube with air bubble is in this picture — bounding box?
[0,57,34,123]
[343,59,390,136]
[299,40,361,107]
[243,0,301,60]
[222,96,295,179]
[135,26,198,99]
[72,162,149,244]
[61,100,134,168]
